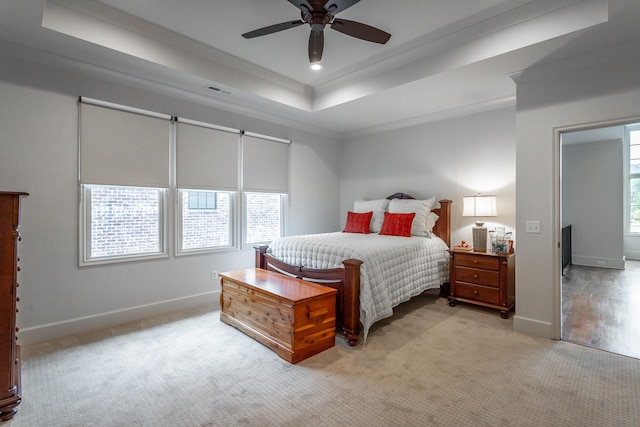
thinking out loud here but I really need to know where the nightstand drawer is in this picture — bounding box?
[455,266,499,287]
[455,253,500,270]
[454,282,500,305]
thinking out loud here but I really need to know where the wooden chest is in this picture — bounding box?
[219,268,337,363]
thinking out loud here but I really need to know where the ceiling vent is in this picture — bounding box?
[205,85,232,95]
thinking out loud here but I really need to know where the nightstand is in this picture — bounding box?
[448,250,515,318]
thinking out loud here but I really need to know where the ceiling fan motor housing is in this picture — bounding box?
[309,12,332,31]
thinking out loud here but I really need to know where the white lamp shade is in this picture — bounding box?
[462,195,497,217]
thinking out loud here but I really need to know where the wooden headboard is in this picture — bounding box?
[385,193,451,247]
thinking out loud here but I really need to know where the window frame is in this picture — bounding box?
[175,188,237,255]
[242,191,288,249]
[79,184,169,266]
[625,124,640,235]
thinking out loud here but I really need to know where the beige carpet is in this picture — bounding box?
[8,295,640,427]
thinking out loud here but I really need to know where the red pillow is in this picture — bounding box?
[379,212,416,237]
[343,211,373,234]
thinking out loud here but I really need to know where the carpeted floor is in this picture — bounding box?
[7,295,640,427]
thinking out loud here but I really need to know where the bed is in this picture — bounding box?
[255,194,452,346]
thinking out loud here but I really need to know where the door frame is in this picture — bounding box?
[554,115,640,340]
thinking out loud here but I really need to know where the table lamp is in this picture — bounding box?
[462,195,497,252]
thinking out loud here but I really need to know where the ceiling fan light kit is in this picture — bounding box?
[242,0,390,66]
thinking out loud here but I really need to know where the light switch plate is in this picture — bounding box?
[526,221,541,233]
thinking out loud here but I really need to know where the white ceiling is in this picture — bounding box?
[1,0,638,137]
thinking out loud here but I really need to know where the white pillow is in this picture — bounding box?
[388,197,436,236]
[354,199,390,233]
[426,212,439,236]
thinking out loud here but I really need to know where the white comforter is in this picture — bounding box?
[267,232,450,340]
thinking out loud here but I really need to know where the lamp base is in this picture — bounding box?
[472,226,488,252]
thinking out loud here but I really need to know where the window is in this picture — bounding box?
[628,125,640,233]
[241,133,290,247]
[78,99,291,261]
[244,192,286,245]
[82,185,166,262]
[178,189,234,252]
[78,98,172,265]
[175,118,240,254]
[188,191,218,210]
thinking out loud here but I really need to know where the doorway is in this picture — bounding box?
[560,122,640,359]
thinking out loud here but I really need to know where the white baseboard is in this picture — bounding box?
[513,314,553,339]
[19,291,220,346]
[571,255,625,269]
[623,250,640,261]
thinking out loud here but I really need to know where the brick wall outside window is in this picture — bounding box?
[246,192,282,244]
[181,191,231,250]
[90,186,161,257]
[89,186,283,257]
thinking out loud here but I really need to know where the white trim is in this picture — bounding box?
[174,189,237,255]
[18,291,219,345]
[556,115,640,342]
[571,256,625,270]
[513,315,553,339]
[79,185,169,267]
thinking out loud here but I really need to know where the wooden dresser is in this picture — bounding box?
[220,268,337,363]
[448,250,515,319]
[0,192,27,421]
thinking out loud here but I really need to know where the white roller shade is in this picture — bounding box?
[79,101,171,187]
[242,134,289,193]
[176,119,240,191]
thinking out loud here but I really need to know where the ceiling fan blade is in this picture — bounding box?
[308,30,324,63]
[242,20,304,39]
[330,18,391,44]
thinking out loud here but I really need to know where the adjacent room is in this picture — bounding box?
[1,0,640,425]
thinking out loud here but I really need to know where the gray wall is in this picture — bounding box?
[562,140,624,269]
[341,106,517,249]
[514,45,640,339]
[0,57,341,344]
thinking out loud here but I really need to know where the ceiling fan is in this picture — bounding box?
[242,0,391,65]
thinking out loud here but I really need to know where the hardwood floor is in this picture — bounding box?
[562,260,640,359]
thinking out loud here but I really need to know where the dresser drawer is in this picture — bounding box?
[455,266,499,287]
[455,253,500,270]
[454,282,500,305]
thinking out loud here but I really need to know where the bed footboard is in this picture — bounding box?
[255,246,363,346]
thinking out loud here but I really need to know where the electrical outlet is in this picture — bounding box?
[526,221,541,234]
[211,270,219,281]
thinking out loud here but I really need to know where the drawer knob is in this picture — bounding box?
[473,290,479,295]
[16,296,20,302]
[17,265,21,272]
[473,274,479,279]
[473,260,478,264]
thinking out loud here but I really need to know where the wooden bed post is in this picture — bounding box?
[341,258,363,346]
[436,199,452,247]
[255,245,268,269]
